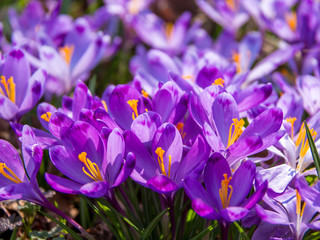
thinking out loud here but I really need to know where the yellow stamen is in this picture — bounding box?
[295,190,306,217]
[0,163,23,184]
[128,0,142,14]
[40,112,52,122]
[101,100,108,112]
[141,90,149,98]
[285,11,297,32]
[78,152,103,182]
[227,118,245,148]
[295,123,317,159]
[127,99,139,120]
[219,173,233,209]
[59,45,74,65]
[176,122,187,139]
[286,117,297,139]
[212,78,225,87]
[165,23,174,40]
[226,0,236,11]
[232,52,241,73]
[155,147,172,177]
[0,76,16,103]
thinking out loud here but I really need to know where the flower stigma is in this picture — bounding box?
[127,99,139,120]
[219,173,233,209]
[227,118,245,148]
[59,45,74,65]
[176,122,187,139]
[286,117,297,139]
[155,147,172,177]
[212,78,225,87]
[0,163,23,183]
[101,100,108,112]
[0,76,16,103]
[78,152,103,181]
[165,23,174,40]
[285,11,297,32]
[41,112,52,122]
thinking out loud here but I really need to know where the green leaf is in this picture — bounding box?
[304,231,320,240]
[39,210,83,240]
[304,121,320,179]
[189,224,214,240]
[140,208,168,240]
[10,226,18,240]
[233,221,250,240]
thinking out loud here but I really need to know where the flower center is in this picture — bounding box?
[219,173,233,209]
[127,99,139,120]
[165,23,174,40]
[59,45,74,65]
[286,117,297,139]
[0,163,23,184]
[176,122,186,139]
[155,147,172,177]
[128,0,142,14]
[0,76,16,103]
[78,152,103,181]
[212,78,225,87]
[296,123,317,159]
[141,90,149,98]
[227,118,245,148]
[101,100,108,112]
[285,11,297,32]
[232,52,241,73]
[41,112,52,122]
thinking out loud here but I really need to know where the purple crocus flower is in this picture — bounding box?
[124,122,210,195]
[0,47,46,122]
[196,0,249,34]
[254,177,320,240]
[26,17,117,95]
[189,89,285,165]
[0,125,88,236]
[45,120,135,199]
[184,153,267,237]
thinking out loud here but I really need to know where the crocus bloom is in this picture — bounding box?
[0,47,46,121]
[0,125,87,235]
[189,90,285,165]
[184,153,267,223]
[45,120,135,199]
[124,122,210,195]
[254,178,320,240]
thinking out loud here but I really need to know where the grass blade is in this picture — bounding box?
[189,224,214,240]
[10,226,18,240]
[304,121,320,179]
[233,221,250,240]
[39,210,83,240]
[140,208,168,240]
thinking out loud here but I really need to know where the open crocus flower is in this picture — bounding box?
[0,125,87,235]
[184,153,267,225]
[124,122,210,195]
[254,177,320,240]
[0,47,46,122]
[189,90,285,165]
[45,120,135,199]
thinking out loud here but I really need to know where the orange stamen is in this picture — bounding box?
[0,163,23,184]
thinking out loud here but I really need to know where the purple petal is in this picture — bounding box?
[48,112,74,139]
[243,180,268,209]
[212,92,239,147]
[295,176,320,212]
[228,135,263,165]
[255,204,290,225]
[152,123,183,178]
[257,165,297,194]
[220,206,249,222]
[80,181,108,198]
[72,81,91,121]
[147,175,179,194]
[204,153,231,210]
[94,108,120,129]
[45,173,82,194]
[131,111,162,143]
[124,131,158,181]
[191,198,219,220]
[112,152,135,187]
[174,135,210,182]
[37,102,57,131]
[240,107,283,139]
[229,161,256,206]
[0,95,19,120]
[106,128,125,184]
[2,48,30,106]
